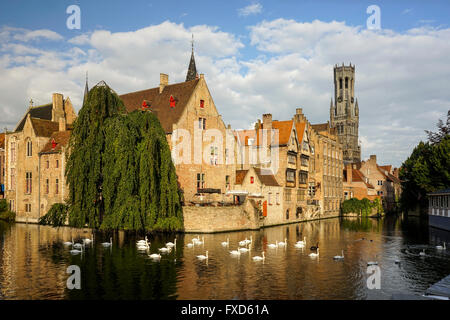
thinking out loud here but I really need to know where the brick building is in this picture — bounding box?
[342,163,378,200]
[5,94,76,222]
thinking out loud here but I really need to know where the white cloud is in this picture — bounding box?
[402,8,412,15]
[1,20,449,168]
[238,3,263,17]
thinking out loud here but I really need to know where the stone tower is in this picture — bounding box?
[330,63,361,164]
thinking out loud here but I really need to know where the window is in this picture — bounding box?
[169,95,176,108]
[299,171,308,184]
[286,169,296,183]
[339,78,343,89]
[55,179,59,194]
[198,118,206,130]
[9,200,15,212]
[303,141,309,151]
[46,160,49,169]
[10,141,16,162]
[10,168,15,190]
[276,193,280,204]
[226,175,230,190]
[25,204,31,213]
[200,99,205,108]
[308,182,316,197]
[56,160,59,168]
[197,173,205,189]
[377,191,384,196]
[268,193,272,205]
[26,140,32,157]
[286,209,289,220]
[210,146,218,165]
[284,188,292,201]
[26,172,32,194]
[297,189,306,201]
[45,179,49,194]
[288,154,296,164]
[377,180,383,186]
[301,155,309,167]
[345,77,348,89]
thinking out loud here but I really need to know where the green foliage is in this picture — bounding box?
[399,135,450,212]
[341,197,382,216]
[38,203,69,226]
[65,81,183,231]
[0,199,15,222]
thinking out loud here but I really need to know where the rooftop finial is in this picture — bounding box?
[186,34,198,82]
[191,33,194,53]
[29,98,33,108]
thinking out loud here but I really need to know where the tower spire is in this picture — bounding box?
[83,71,89,105]
[185,34,198,82]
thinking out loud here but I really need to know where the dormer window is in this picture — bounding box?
[169,95,176,108]
[200,99,205,108]
[51,139,57,150]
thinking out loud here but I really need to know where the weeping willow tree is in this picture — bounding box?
[45,80,183,231]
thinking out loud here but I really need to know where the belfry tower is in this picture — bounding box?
[330,63,361,164]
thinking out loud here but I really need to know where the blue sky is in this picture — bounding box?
[1,0,449,167]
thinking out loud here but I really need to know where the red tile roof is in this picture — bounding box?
[295,122,306,143]
[235,170,248,185]
[40,130,71,153]
[344,168,375,189]
[119,79,199,133]
[30,118,59,137]
[0,133,5,149]
[256,120,294,146]
[235,168,280,187]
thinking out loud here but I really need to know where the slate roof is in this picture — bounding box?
[15,104,52,132]
[119,79,199,133]
[311,123,329,133]
[30,118,59,137]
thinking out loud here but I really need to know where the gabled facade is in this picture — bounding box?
[5,94,76,222]
[343,163,378,200]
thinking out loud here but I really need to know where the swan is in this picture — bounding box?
[278,238,287,247]
[239,238,248,246]
[244,236,253,245]
[252,252,265,261]
[63,238,74,246]
[195,236,205,245]
[268,241,278,249]
[197,251,208,260]
[239,244,251,253]
[436,242,446,250]
[166,238,177,248]
[137,236,148,245]
[73,240,84,249]
[309,248,320,257]
[296,236,306,245]
[230,249,241,256]
[221,238,230,247]
[310,242,319,250]
[159,247,171,253]
[83,233,94,244]
[137,240,150,250]
[419,249,426,256]
[187,240,195,248]
[333,250,344,260]
[101,237,112,247]
[149,253,161,260]
[70,243,83,255]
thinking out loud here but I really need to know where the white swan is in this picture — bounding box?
[309,248,319,257]
[101,237,112,247]
[137,236,148,245]
[436,242,446,250]
[239,238,248,246]
[159,247,171,253]
[70,243,83,255]
[166,238,177,248]
[197,251,208,260]
[278,238,287,247]
[63,238,74,246]
[294,242,305,248]
[230,249,241,256]
[187,240,195,248]
[83,233,94,244]
[296,237,306,245]
[333,250,344,260]
[195,236,205,245]
[244,236,253,245]
[137,240,150,250]
[252,252,265,261]
[149,253,161,260]
[73,240,84,249]
[419,249,426,256]
[268,241,278,249]
[239,244,251,253]
[221,238,230,247]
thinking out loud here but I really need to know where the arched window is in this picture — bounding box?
[339,78,343,89]
[286,209,290,220]
[26,140,32,157]
[345,77,348,89]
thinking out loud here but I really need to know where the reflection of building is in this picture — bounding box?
[5,94,76,222]
[428,189,450,231]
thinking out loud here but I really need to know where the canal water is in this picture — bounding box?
[0,215,449,300]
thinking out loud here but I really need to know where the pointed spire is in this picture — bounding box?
[185,34,198,82]
[83,71,89,104]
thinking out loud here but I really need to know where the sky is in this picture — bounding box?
[0,0,449,167]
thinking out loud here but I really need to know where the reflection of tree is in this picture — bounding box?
[339,217,377,232]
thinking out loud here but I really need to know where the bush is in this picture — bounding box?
[38,203,69,227]
[341,198,383,216]
[0,199,15,222]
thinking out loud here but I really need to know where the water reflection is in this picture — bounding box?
[0,215,449,300]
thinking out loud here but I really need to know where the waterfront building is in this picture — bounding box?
[358,155,401,211]
[0,132,5,199]
[428,189,450,231]
[329,63,361,164]
[342,163,378,200]
[119,48,236,204]
[4,94,76,222]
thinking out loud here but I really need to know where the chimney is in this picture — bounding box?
[296,108,303,115]
[346,164,352,183]
[370,155,377,163]
[200,74,204,80]
[160,73,168,93]
[262,114,272,130]
[59,117,66,132]
[52,93,64,122]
